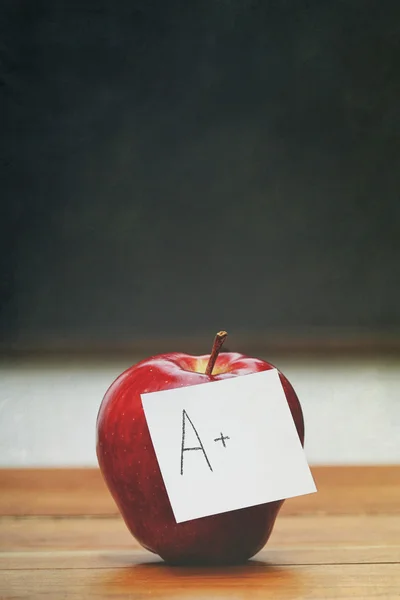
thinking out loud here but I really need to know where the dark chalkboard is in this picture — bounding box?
[1,0,400,350]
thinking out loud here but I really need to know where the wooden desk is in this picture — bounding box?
[1,467,399,599]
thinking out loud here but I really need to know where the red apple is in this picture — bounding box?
[96,332,305,565]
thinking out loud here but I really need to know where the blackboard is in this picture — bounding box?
[1,1,400,350]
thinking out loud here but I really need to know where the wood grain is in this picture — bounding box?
[1,466,399,516]
[2,544,400,570]
[2,515,400,552]
[0,467,399,599]
[1,564,400,600]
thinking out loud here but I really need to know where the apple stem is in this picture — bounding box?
[205,331,228,376]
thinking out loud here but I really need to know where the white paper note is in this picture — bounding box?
[141,369,316,523]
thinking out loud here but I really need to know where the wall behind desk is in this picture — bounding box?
[1,353,399,467]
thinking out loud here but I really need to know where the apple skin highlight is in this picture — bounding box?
[96,349,305,565]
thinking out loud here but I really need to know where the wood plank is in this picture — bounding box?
[1,468,398,599]
[0,469,113,516]
[284,466,400,515]
[2,514,399,571]
[1,515,399,553]
[1,564,400,599]
[1,543,400,570]
[1,467,399,516]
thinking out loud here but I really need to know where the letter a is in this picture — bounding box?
[180,409,213,475]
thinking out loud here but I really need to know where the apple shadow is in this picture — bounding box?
[100,557,305,599]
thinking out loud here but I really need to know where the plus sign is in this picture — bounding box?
[214,433,230,448]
